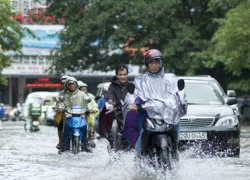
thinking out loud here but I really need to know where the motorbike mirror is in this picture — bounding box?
[178,79,185,91]
[59,96,65,102]
[127,82,135,94]
[86,97,91,103]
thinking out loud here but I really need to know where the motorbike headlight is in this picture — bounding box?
[215,115,238,127]
[146,118,155,129]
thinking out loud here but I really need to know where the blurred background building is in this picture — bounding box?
[1,0,139,106]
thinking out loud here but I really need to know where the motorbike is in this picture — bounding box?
[138,79,185,170]
[63,106,88,154]
[109,83,137,152]
[25,103,41,132]
[109,106,131,152]
[99,101,132,152]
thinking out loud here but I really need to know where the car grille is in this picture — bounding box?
[180,116,215,128]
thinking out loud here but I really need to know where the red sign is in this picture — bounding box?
[37,78,49,82]
[14,9,65,25]
[26,83,61,87]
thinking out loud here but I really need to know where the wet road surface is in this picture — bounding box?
[0,121,250,180]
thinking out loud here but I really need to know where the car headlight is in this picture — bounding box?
[215,115,239,127]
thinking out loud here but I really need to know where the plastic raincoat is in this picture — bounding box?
[122,68,187,145]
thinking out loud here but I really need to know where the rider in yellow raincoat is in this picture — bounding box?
[78,81,99,148]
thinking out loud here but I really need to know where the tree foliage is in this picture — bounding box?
[46,0,249,94]
[0,0,24,84]
[200,0,250,93]
[46,0,214,74]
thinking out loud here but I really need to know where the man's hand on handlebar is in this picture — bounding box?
[128,104,137,110]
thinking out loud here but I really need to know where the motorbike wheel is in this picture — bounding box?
[72,136,80,154]
[159,147,172,170]
[111,119,119,151]
[153,139,173,170]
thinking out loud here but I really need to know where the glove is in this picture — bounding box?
[105,102,114,111]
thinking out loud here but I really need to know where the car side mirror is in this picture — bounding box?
[178,79,185,91]
[226,97,238,105]
[127,82,135,94]
[227,90,236,97]
[226,90,237,105]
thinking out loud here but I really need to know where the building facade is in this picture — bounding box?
[1,1,139,106]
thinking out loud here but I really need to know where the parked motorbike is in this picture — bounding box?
[25,103,41,132]
[139,79,185,170]
[63,106,88,154]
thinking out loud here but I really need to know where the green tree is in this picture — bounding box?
[46,0,212,74]
[211,1,250,93]
[193,0,250,93]
[0,0,24,84]
[46,0,242,87]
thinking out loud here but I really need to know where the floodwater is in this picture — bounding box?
[0,121,250,180]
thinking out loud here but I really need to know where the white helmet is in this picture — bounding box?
[60,75,70,83]
[78,81,88,90]
[65,76,78,88]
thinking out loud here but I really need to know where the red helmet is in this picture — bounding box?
[144,49,163,63]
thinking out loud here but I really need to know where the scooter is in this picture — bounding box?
[63,106,88,154]
[110,107,131,152]
[26,103,41,132]
[139,79,185,170]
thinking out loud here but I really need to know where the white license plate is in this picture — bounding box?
[180,132,207,140]
[32,121,39,126]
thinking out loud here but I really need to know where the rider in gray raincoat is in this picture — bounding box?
[122,49,187,157]
[56,77,92,152]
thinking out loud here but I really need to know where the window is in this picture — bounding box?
[185,82,224,105]
[23,57,30,64]
[12,56,20,64]
[38,58,45,65]
[31,57,37,64]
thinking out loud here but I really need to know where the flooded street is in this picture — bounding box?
[1,121,250,180]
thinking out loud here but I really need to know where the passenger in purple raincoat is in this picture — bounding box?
[122,49,187,156]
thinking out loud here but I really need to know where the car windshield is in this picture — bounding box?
[96,88,103,98]
[25,97,43,104]
[185,82,224,105]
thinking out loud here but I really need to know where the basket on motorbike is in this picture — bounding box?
[28,103,42,117]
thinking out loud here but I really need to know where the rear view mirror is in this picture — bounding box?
[226,90,237,105]
[226,98,238,105]
[127,82,135,94]
[227,90,236,97]
[59,96,65,102]
[178,79,185,91]
[86,97,91,103]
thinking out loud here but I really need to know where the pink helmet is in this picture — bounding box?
[144,49,163,64]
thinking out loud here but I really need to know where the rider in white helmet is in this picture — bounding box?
[56,77,92,152]
[55,75,70,151]
[78,80,98,148]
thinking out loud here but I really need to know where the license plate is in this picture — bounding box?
[180,132,207,140]
[32,121,39,126]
